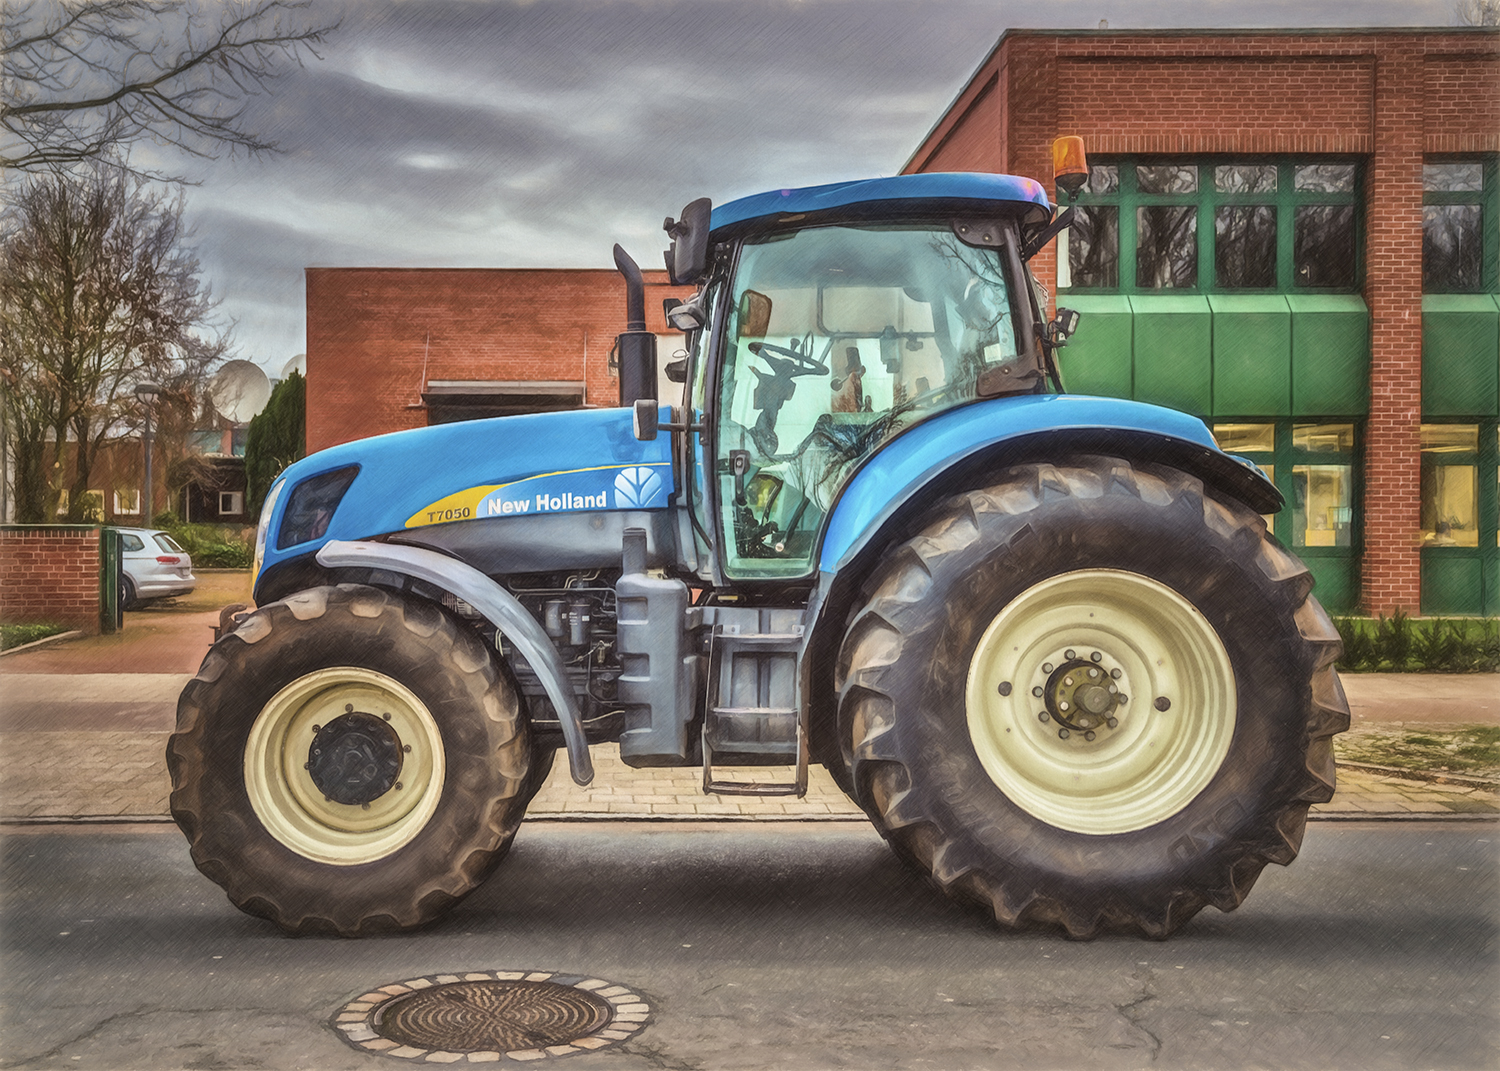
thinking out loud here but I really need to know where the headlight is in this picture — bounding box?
[252,477,287,584]
[276,466,360,550]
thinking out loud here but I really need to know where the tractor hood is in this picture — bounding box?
[258,406,674,578]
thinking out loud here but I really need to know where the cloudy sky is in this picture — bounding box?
[155,0,1465,376]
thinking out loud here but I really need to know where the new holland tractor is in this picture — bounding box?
[168,138,1349,939]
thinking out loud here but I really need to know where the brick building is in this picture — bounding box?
[907,27,1499,616]
[305,27,1496,617]
[305,268,690,454]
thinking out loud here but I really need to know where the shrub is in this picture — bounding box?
[1334,614,1499,673]
[1,623,70,650]
[154,520,253,569]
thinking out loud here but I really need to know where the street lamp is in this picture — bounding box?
[135,382,162,519]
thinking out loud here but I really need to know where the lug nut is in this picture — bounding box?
[312,725,321,733]
[1154,696,1172,712]
[344,704,353,713]
[1084,731,1096,742]
[1118,694,1129,705]
[998,681,1012,696]
[395,781,403,790]
[1110,668,1122,679]
[1038,711,1050,722]
[402,744,412,753]
[1107,717,1119,728]
[1058,728,1071,740]
[1042,662,1054,673]
[1091,651,1102,662]
[1089,668,1099,678]
[1065,649,1076,659]
[383,712,392,721]
[1059,701,1070,711]
[1032,686,1044,698]
[1064,676,1074,686]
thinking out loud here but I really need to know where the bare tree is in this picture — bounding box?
[1455,0,1500,24]
[1,0,335,178]
[0,164,227,522]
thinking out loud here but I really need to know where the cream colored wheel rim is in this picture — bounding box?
[244,668,445,865]
[965,569,1236,835]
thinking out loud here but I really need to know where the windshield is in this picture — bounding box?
[715,221,1028,578]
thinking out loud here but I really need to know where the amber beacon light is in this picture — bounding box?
[1052,136,1089,202]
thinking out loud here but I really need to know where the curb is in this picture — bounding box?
[0,630,83,658]
[1337,760,1500,790]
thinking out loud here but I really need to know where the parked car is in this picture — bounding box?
[115,527,196,609]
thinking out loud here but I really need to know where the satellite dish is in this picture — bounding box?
[209,360,272,424]
[282,352,306,379]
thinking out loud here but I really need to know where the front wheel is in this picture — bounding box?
[167,584,532,936]
[837,457,1349,938]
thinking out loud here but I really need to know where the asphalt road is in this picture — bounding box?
[2,820,1494,1071]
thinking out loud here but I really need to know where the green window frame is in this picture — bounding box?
[1422,155,1500,295]
[1419,421,1500,616]
[1212,419,1363,613]
[1061,157,1364,296]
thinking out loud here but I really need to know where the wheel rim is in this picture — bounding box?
[244,668,446,865]
[965,569,1236,835]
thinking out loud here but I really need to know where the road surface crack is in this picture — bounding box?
[1113,970,1163,1061]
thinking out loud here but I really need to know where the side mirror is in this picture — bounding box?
[633,398,660,441]
[664,198,712,285]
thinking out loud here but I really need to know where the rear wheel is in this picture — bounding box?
[119,576,136,612]
[837,457,1348,938]
[168,584,531,936]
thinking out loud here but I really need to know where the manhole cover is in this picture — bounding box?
[333,971,650,1061]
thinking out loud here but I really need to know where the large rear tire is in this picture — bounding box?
[837,457,1348,938]
[167,584,532,936]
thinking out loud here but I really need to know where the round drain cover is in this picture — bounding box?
[333,971,650,1061]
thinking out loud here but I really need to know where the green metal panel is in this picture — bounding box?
[1420,553,1485,616]
[1486,556,1499,618]
[1305,555,1359,614]
[1288,294,1369,416]
[1130,294,1213,416]
[1422,294,1500,418]
[99,526,121,634]
[1057,295,1134,398]
[1208,294,1292,416]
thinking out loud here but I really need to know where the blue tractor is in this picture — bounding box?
[168,140,1348,939]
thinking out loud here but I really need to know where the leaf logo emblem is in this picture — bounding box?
[614,466,663,509]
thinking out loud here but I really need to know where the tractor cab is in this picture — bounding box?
[627,170,1072,583]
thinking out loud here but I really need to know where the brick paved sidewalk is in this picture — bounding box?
[1,734,1495,824]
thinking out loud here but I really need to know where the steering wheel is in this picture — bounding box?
[748,338,828,377]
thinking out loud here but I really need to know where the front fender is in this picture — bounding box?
[315,539,594,786]
[819,393,1279,573]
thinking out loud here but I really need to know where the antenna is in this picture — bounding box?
[208,360,272,423]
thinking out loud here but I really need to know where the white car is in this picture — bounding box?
[115,527,196,609]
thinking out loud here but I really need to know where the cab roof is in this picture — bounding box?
[709,172,1053,235]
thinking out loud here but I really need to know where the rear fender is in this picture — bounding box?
[315,539,594,786]
[819,394,1278,574]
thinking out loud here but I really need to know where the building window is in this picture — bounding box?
[1062,157,1361,294]
[219,491,244,516]
[1065,166,1120,288]
[1423,159,1496,293]
[1421,424,1480,547]
[1214,420,1362,612]
[114,489,140,515]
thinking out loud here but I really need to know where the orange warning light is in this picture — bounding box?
[1052,136,1089,201]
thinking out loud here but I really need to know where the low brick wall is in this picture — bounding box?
[0,526,103,635]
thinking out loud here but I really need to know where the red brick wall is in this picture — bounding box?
[306,268,692,453]
[905,28,1500,615]
[0,527,102,635]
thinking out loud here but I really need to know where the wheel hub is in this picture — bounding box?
[1039,654,1125,739]
[307,711,404,805]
